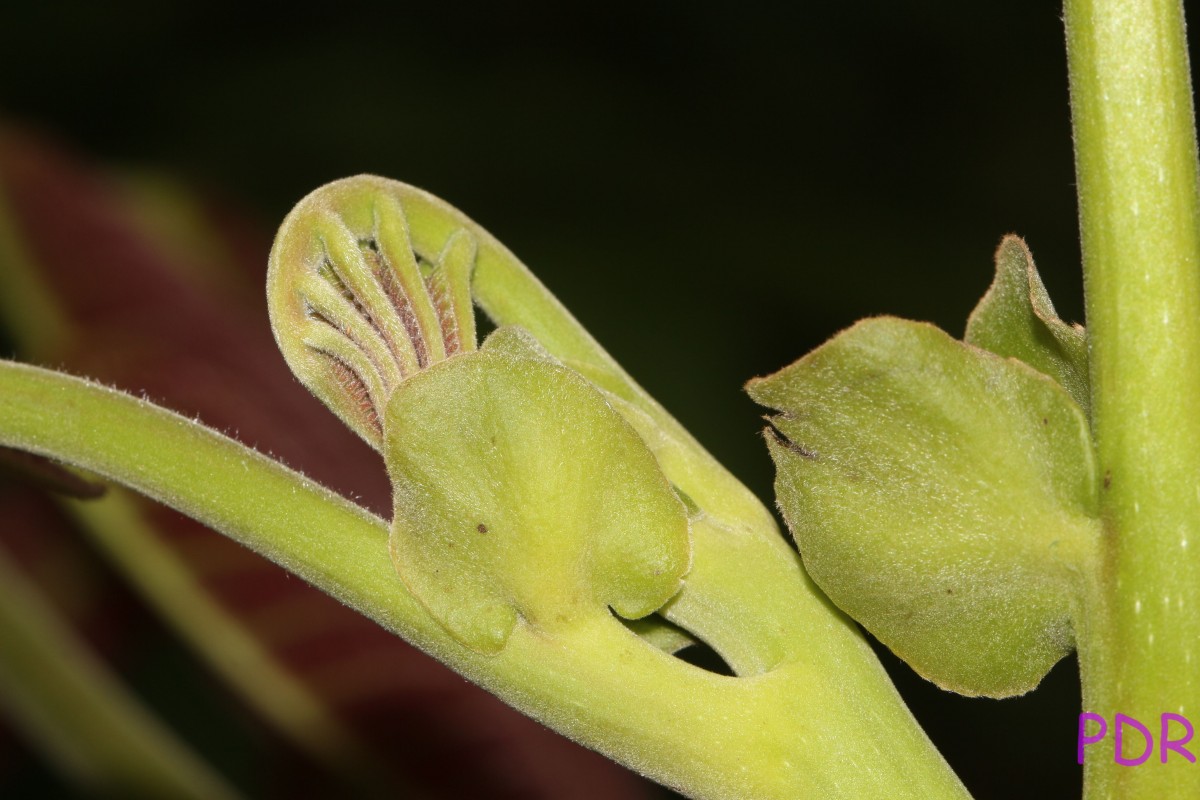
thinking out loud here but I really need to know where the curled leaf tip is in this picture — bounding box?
[268,176,480,449]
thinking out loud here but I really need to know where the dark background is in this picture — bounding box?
[5,1,1191,796]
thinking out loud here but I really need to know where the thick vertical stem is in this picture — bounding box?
[1066,0,1200,796]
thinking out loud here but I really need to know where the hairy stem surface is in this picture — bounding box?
[1067,0,1200,795]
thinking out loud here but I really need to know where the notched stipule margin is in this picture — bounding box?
[764,418,819,461]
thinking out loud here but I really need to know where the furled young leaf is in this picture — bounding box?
[386,327,691,654]
[965,236,1089,414]
[748,317,1100,698]
[268,178,479,450]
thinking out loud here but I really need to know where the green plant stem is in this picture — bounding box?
[1067,0,1200,795]
[0,543,237,799]
[0,359,971,800]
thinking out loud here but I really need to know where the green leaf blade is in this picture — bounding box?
[749,317,1100,697]
[385,336,691,654]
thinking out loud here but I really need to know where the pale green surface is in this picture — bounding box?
[0,349,970,799]
[749,318,1100,698]
[965,235,1090,415]
[0,544,237,799]
[1067,0,1200,796]
[386,329,690,654]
